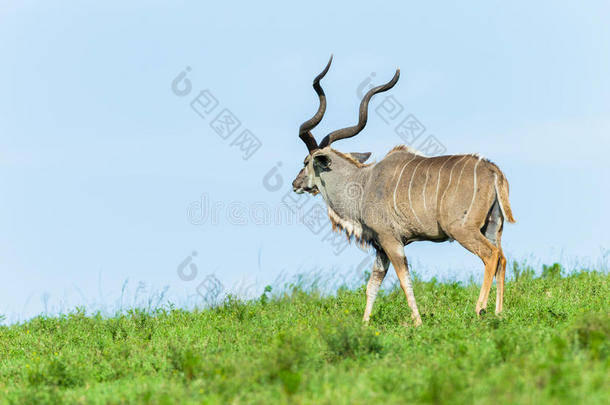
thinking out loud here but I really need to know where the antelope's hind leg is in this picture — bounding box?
[483,200,506,314]
[453,228,500,316]
[363,249,390,323]
[494,250,507,315]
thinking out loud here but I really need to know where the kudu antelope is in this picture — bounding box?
[292,56,515,326]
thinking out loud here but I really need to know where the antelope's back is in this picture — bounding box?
[366,151,500,236]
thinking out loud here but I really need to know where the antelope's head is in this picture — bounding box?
[292,55,399,195]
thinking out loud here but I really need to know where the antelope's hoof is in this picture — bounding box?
[411,316,423,327]
[478,308,487,316]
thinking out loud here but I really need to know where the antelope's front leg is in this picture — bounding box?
[380,238,423,326]
[363,249,390,322]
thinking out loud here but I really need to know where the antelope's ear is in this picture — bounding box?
[313,153,332,169]
[348,152,371,163]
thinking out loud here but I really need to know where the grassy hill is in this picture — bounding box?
[0,266,608,404]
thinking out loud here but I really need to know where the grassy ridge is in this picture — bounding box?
[0,267,608,404]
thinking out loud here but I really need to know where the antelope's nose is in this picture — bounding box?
[292,178,305,193]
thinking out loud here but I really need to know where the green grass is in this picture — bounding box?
[0,266,608,404]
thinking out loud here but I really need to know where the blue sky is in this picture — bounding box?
[1,1,609,322]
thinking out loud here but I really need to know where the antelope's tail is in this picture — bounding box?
[493,171,516,223]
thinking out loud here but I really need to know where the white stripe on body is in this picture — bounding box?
[462,155,483,225]
[455,155,471,190]
[434,156,455,214]
[393,156,418,214]
[422,163,431,211]
[440,155,469,213]
[408,159,427,229]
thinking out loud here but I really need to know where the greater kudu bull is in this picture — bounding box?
[292,56,515,326]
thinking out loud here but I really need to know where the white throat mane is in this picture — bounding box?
[327,206,370,248]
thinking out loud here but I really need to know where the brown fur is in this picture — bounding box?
[295,146,516,326]
[294,59,515,327]
[334,150,373,168]
[385,144,423,157]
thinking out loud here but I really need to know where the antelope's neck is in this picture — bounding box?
[319,165,371,227]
